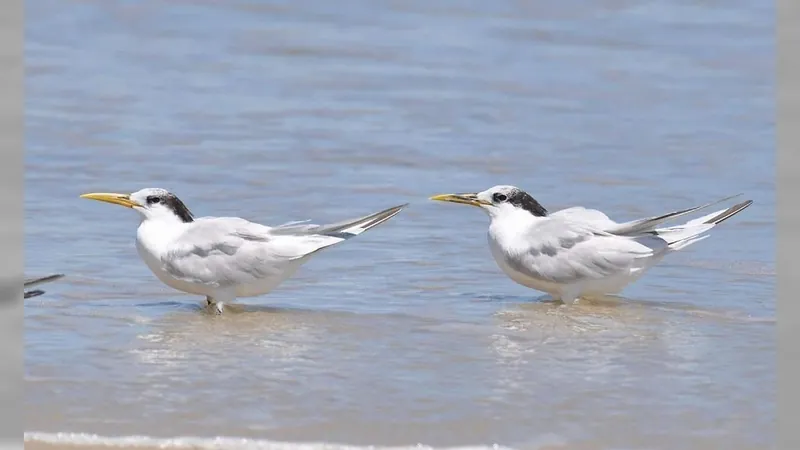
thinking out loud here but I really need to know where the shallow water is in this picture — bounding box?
[25,0,774,449]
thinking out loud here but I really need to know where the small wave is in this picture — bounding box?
[24,432,516,450]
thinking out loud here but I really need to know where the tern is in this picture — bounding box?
[430,185,753,303]
[24,274,65,299]
[80,188,407,313]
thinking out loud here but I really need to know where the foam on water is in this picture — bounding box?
[24,433,519,450]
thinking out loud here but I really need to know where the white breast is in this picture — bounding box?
[487,230,565,296]
[135,221,211,296]
[486,213,568,297]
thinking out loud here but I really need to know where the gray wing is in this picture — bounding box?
[506,219,658,285]
[161,217,341,287]
[159,204,407,288]
[549,206,618,229]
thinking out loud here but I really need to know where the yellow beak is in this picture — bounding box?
[79,192,141,208]
[429,193,490,207]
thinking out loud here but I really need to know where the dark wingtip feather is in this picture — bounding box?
[704,200,753,225]
[24,289,45,299]
[24,273,65,288]
[357,203,409,232]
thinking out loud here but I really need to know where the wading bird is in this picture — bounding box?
[81,188,407,313]
[430,185,752,303]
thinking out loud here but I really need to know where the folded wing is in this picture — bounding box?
[508,219,657,286]
[161,204,408,288]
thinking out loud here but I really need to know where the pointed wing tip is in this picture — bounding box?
[376,203,410,222]
[704,199,754,225]
[382,203,410,216]
[730,199,754,210]
[739,199,754,211]
[715,193,744,203]
[24,289,45,299]
[24,273,65,287]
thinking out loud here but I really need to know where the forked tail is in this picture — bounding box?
[654,199,753,251]
[271,204,409,239]
[315,204,409,238]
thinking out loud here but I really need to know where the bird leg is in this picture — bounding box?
[205,288,236,315]
[205,296,225,315]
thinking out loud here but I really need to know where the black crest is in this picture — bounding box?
[145,191,194,223]
[164,194,195,223]
[508,189,548,217]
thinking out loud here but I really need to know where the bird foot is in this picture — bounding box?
[557,297,580,306]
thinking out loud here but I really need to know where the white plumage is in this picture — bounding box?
[81,188,407,313]
[431,186,752,303]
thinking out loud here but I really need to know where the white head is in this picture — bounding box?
[429,185,548,219]
[80,188,195,224]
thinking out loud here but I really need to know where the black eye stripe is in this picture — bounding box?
[146,196,161,204]
[493,193,508,202]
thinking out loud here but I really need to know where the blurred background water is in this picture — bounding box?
[24,0,774,449]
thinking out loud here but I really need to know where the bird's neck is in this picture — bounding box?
[490,207,543,224]
[136,217,191,256]
[489,209,545,240]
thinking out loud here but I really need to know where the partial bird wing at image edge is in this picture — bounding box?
[24,274,65,288]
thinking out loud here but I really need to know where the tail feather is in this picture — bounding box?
[608,193,743,236]
[655,223,714,246]
[701,200,753,225]
[319,203,409,237]
[675,200,753,228]
[271,204,408,239]
[667,234,711,251]
[653,199,753,251]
